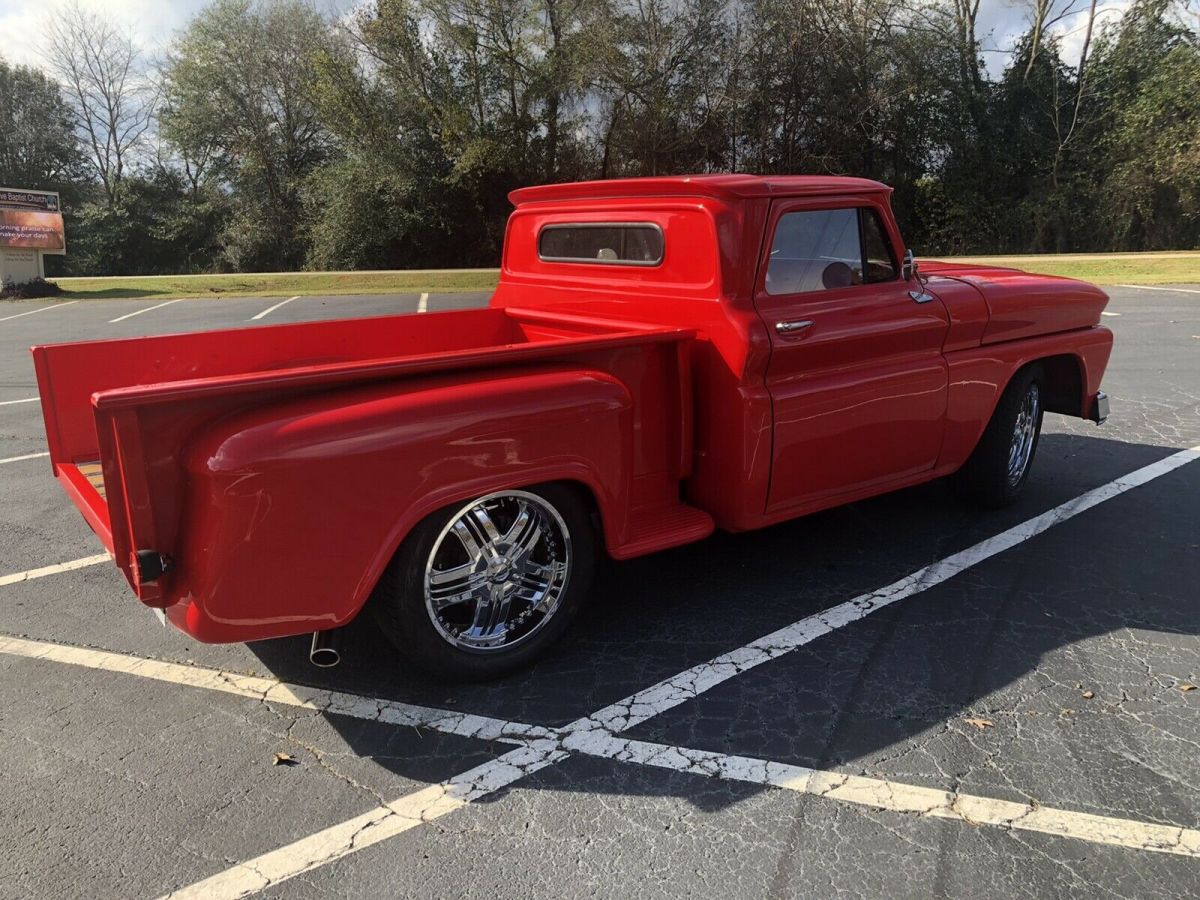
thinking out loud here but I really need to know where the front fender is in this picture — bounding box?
[940,327,1113,469]
[168,366,633,642]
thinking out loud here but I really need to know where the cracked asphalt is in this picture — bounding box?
[0,286,1197,899]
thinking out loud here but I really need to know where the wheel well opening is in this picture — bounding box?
[1033,354,1084,416]
[544,479,608,557]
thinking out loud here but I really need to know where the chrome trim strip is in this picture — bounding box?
[776,319,814,334]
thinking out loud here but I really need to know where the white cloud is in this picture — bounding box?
[0,0,208,71]
[977,0,1132,71]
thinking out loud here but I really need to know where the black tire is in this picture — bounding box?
[951,365,1045,508]
[370,483,595,681]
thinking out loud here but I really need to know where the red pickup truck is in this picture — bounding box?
[32,175,1112,679]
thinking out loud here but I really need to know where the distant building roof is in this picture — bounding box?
[510,174,891,205]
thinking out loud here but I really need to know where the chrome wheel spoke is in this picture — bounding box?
[524,562,565,614]
[500,502,532,547]
[466,585,501,636]
[471,506,503,543]
[424,491,572,654]
[451,519,486,563]
[485,584,515,637]
[428,565,485,612]
[429,562,477,588]
[432,584,483,612]
[507,512,543,565]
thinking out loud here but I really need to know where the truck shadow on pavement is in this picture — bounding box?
[246,432,1199,812]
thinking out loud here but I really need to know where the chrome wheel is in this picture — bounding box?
[424,490,571,654]
[1006,382,1041,488]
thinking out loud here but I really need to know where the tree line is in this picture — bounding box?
[1,0,1198,276]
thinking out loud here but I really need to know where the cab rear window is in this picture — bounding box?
[538,223,664,266]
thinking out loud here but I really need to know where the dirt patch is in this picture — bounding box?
[0,278,64,300]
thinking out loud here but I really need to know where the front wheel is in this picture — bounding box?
[371,484,594,681]
[951,366,1045,508]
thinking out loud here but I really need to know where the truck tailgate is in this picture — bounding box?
[31,306,693,606]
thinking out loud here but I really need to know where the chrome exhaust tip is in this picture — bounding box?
[309,630,341,668]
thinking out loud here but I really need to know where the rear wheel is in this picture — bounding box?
[371,484,594,681]
[952,365,1044,508]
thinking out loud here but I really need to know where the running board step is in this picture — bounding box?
[612,502,715,560]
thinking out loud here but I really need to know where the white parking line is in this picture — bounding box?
[0,300,78,322]
[0,451,49,465]
[159,742,567,900]
[5,632,1199,880]
[567,736,1200,859]
[0,397,39,407]
[9,445,1200,896]
[109,298,184,323]
[250,295,301,320]
[0,634,547,744]
[417,292,429,313]
[569,444,1200,737]
[1116,283,1200,295]
[0,634,563,900]
[0,554,110,587]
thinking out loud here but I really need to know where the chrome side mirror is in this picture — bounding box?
[901,249,917,281]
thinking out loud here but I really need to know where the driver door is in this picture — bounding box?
[755,199,950,513]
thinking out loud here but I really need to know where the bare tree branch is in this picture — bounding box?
[46,0,156,205]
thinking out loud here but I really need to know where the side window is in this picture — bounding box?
[765,209,861,295]
[861,209,897,283]
[765,207,898,295]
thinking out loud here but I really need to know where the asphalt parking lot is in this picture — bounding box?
[0,285,1197,899]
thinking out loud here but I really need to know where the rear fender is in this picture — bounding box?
[169,366,633,642]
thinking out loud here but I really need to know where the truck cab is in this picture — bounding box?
[498,175,1110,527]
[32,175,1113,680]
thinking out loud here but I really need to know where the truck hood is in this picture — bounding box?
[920,259,1109,345]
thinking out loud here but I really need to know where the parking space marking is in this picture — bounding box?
[159,741,568,900]
[0,554,111,587]
[12,630,1196,863]
[568,736,1200,859]
[0,452,48,465]
[570,444,1200,736]
[0,300,78,322]
[14,632,1199,900]
[0,634,548,744]
[0,397,38,407]
[11,445,1200,896]
[1116,284,1200,295]
[417,292,429,313]
[109,299,184,323]
[250,295,302,320]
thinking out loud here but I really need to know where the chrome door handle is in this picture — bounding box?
[775,319,814,334]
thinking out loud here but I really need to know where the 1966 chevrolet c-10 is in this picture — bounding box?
[32,175,1112,679]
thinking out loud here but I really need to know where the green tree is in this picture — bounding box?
[0,57,85,195]
[593,0,733,176]
[21,0,1200,273]
[1088,0,1200,248]
[65,171,230,276]
[161,0,332,270]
